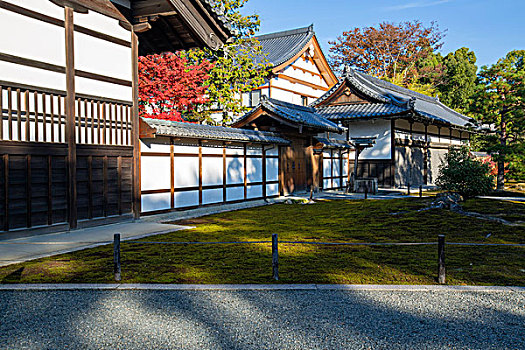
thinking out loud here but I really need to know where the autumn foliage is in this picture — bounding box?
[138,52,213,121]
[329,21,444,85]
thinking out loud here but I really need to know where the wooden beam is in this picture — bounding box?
[276,74,329,91]
[3,154,8,231]
[243,144,247,200]
[198,140,202,205]
[131,30,141,219]
[222,142,227,203]
[132,0,174,17]
[65,7,77,229]
[170,139,175,208]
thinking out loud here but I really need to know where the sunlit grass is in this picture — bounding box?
[0,198,523,285]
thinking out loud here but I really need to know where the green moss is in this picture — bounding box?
[0,198,523,285]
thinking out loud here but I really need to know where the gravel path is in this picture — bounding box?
[1,290,523,349]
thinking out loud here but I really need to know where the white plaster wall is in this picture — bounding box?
[266,158,279,181]
[75,32,132,82]
[348,119,391,160]
[202,158,223,186]
[1,6,65,67]
[247,184,263,199]
[226,156,244,184]
[203,189,223,205]
[0,61,66,92]
[174,157,199,187]
[266,183,278,196]
[247,158,262,183]
[7,0,66,18]
[227,186,244,201]
[142,193,170,213]
[271,77,324,101]
[73,7,131,42]
[175,191,198,208]
[141,141,281,212]
[141,156,170,191]
[281,65,328,89]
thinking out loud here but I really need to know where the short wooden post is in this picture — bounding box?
[419,185,423,198]
[437,235,445,284]
[407,183,411,196]
[272,233,279,281]
[113,233,121,281]
[364,184,368,199]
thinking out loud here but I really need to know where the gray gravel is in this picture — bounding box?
[0,290,524,349]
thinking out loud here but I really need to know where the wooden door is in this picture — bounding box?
[281,138,308,194]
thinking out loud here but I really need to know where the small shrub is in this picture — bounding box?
[436,146,494,198]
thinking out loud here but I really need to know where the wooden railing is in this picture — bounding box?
[0,81,132,146]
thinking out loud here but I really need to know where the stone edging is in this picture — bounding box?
[0,284,523,292]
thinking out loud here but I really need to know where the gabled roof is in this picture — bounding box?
[140,118,290,144]
[252,25,338,85]
[234,97,345,133]
[312,67,477,129]
[253,25,315,68]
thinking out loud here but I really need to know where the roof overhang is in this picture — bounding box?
[113,0,233,54]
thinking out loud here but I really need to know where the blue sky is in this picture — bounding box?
[240,0,525,69]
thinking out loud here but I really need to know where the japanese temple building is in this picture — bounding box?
[0,0,232,235]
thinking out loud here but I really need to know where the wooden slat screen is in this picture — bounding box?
[0,82,132,145]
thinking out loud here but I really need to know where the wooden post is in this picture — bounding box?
[407,183,410,196]
[438,235,446,284]
[65,7,77,229]
[419,185,423,198]
[272,233,278,281]
[364,183,368,199]
[114,233,121,281]
[131,30,141,219]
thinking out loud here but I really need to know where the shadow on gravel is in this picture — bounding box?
[2,289,522,349]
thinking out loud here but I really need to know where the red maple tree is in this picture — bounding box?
[138,52,213,121]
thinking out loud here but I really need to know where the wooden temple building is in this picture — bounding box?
[0,0,232,235]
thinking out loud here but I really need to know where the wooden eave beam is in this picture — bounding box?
[276,74,329,91]
[158,15,186,49]
[167,0,227,50]
[272,36,338,87]
[139,118,157,139]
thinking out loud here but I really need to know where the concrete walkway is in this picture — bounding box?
[0,221,191,267]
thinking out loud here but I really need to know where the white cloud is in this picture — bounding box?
[385,0,453,11]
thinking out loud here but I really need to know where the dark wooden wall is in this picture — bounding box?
[349,160,394,188]
[0,142,133,233]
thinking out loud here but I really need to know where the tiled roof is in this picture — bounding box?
[200,0,234,34]
[316,103,408,120]
[253,25,314,67]
[239,97,345,133]
[314,137,353,149]
[142,118,290,144]
[312,67,477,128]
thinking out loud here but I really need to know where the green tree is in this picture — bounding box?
[471,50,525,189]
[329,21,445,87]
[184,0,269,124]
[436,146,494,198]
[438,47,478,113]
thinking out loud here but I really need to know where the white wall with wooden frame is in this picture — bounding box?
[0,0,135,233]
[321,149,349,191]
[140,137,280,214]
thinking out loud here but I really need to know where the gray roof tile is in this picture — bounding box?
[142,118,290,144]
[253,25,314,67]
[317,103,408,120]
[312,68,477,128]
[239,97,345,133]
